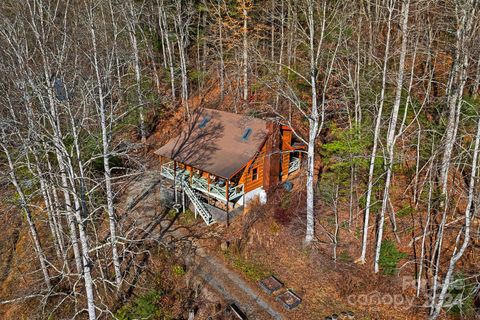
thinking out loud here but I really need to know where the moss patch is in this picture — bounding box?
[379,239,407,275]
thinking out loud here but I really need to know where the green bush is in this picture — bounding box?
[115,290,163,320]
[179,208,196,225]
[379,239,407,275]
[396,205,413,218]
[171,264,186,277]
[338,250,353,263]
[90,154,123,173]
[445,273,476,317]
[189,69,206,83]
[354,227,361,238]
[224,252,269,281]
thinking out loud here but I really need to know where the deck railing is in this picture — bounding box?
[229,184,245,199]
[288,157,301,173]
[161,161,244,202]
[160,162,189,183]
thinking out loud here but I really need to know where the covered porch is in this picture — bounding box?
[160,161,245,207]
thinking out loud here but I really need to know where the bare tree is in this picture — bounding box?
[1,139,52,290]
[358,0,395,264]
[374,0,410,273]
[174,0,194,116]
[430,96,480,319]
[431,0,478,307]
[86,1,123,289]
[125,0,147,144]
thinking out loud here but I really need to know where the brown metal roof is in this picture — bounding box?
[155,108,268,179]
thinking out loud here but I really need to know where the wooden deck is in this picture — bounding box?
[160,161,245,203]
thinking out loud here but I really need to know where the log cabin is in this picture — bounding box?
[155,108,304,225]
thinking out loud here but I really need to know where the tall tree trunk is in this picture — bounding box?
[126,0,147,144]
[108,0,122,91]
[473,56,480,98]
[374,0,410,273]
[430,92,480,319]
[242,1,249,101]
[431,0,477,305]
[358,1,394,264]
[29,151,65,263]
[88,5,123,288]
[1,143,52,290]
[174,0,191,115]
[158,0,176,101]
[304,0,326,245]
[21,2,84,276]
[216,0,225,100]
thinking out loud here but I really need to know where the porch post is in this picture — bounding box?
[173,160,177,203]
[226,180,230,227]
[182,183,185,214]
[207,175,211,205]
[189,166,193,186]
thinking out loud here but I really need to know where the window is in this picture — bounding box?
[242,128,252,141]
[252,167,258,181]
[198,116,211,128]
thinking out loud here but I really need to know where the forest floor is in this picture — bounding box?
[120,161,427,320]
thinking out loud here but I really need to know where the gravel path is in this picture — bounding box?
[193,247,283,320]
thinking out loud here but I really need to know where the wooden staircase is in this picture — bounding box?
[182,181,215,225]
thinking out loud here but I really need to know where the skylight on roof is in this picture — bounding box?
[198,116,211,128]
[242,128,252,141]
